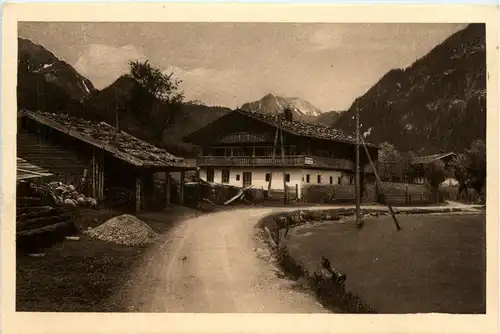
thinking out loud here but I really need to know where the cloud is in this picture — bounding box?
[74,44,146,89]
[308,29,344,51]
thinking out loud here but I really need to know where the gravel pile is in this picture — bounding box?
[85,214,159,246]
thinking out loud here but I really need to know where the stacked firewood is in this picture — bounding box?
[36,181,97,208]
[16,192,78,254]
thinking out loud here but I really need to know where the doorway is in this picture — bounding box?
[242,172,252,187]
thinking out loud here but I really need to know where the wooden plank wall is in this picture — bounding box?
[91,150,105,201]
[17,129,89,187]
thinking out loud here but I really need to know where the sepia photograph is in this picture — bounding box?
[1,3,499,334]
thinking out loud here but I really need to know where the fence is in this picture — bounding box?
[375,182,444,205]
[268,185,300,202]
[300,182,449,206]
[301,184,377,204]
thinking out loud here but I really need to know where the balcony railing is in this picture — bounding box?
[197,156,306,167]
[196,155,378,173]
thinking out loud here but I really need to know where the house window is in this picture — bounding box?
[329,176,333,185]
[306,174,310,183]
[236,174,240,181]
[222,169,230,183]
[265,173,271,182]
[206,168,214,182]
[317,175,322,184]
[285,174,290,183]
[338,177,341,185]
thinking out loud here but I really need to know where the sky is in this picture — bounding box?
[18,22,467,111]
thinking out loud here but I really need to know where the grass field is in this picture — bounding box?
[284,213,486,314]
[16,206,198,312]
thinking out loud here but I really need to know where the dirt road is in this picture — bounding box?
[123,207,327,313]
[120,203,481,313]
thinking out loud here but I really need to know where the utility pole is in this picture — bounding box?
[355,101,362,228]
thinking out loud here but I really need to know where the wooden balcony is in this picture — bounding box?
[196,155,378,173]
[197,156,307,167]
[217,132,273,144]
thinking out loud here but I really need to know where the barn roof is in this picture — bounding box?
[184,109,380,148]
[412,152,456,164]
[20,110,196,169]
[17,157,54,181]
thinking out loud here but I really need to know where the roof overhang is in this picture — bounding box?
[21,110,191,169]
[17,157,54,181]
[183,109,381,149]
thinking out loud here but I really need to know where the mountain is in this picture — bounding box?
[312,110,344,125]
[17,38,96,114]
[17,38,231,157]
[334,24,486,155]
[241,94,323,122]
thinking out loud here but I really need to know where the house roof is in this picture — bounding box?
[412,152,456,164]
[17,157,53,181]
[185,109,380,148]
[20,110,197,169]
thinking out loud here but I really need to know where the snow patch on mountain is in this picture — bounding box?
[82,80,91,94]
[241,93,323,118]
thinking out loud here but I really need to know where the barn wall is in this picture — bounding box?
[17,125,91,187]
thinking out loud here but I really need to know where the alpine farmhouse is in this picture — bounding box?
[183,109,380,200]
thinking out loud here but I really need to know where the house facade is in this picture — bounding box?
[183,109,380,199]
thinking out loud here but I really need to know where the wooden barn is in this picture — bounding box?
[18,109,197,212]
[183,108,380,200]
[410,152,456,184]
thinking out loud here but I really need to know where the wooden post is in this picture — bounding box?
[280,127,287,205]
[268,126,280,196]
[355,102,361,226]
[179,170,185,205]
[96,161,100,202]
[96,157,101,201]
[136,174,142,213]
[91,149,97,199]
[405,185,409,205]
[296,184,299,201]
[99,154,104,201]
[360,136,401,231]
[165,171,171,206]
[420,192,424,204]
